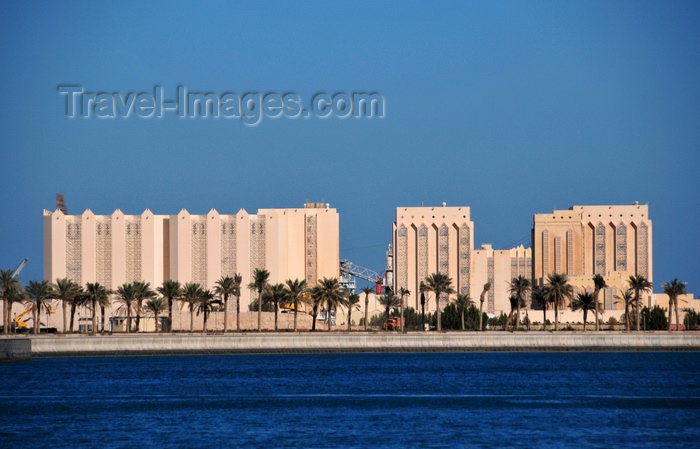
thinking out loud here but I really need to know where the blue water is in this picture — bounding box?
[2,352,700,448]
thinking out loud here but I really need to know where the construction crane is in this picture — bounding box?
[12,258,28,278]
[339,245,394,294]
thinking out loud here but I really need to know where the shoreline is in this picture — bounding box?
[2,332,698,358]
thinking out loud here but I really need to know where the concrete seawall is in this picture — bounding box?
[0,338,32,362]
[21,332,700,357]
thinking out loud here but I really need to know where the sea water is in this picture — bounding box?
[2,352,699,448]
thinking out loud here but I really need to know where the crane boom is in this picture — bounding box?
[12,257,29,278]
[339,259,381,283]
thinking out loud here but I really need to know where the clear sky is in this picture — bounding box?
[1,1,698,294]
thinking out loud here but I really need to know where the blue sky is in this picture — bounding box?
[1,1,698,293]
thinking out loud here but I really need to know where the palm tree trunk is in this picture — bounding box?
[594,289,600,332]
[347,308,352,332]
[543,304,547,331]
[461,309,465,331]
[364,295,369,331]
[516,301,521,329]
[327,301,332,332]
[127,304,133,333]
[479,299,484,332]
[293,299,298,332]
[155,311,160,333]
[189,304,194,332]
[236,295,241,332]
[223,295,229,333]
[583,310,588,331]
[635,290,641,331]
[674,299,680,331]
[70,304,76,332]
[203,310,208,332]
[400,295,405,333]
[257,291,262,331]
[554,302,559,331]
[91,300,97,335]
[33,307,39,335]
[62,301,67,334]
[625,304,630,331]
[436,294,442,332]
[168,299,173,332]
[135,300,142,332]
[100,305,105,333]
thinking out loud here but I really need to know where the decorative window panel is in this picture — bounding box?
[220,216,236,277]
[604,287,613,311]
[396,224,408,291]
[615,222,627,271]
[554,237,562,274]
[125,217,141,282]
[566,229,574,275]
[95,217,112,288]
[458,224,470,295]
[250,215,266,278]
[418,225,428,288]
[305,215,317,286]
[638,222,648,277]
[438,224,448,275]
[191,216,207,286]
[487,256,494,313]
[594,223,606,275]
[542,230,549,274]
[65,216,82,285]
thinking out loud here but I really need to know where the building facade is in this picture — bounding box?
[43,203,339,309]
[532,203,653,315]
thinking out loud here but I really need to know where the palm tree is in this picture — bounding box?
[53,278,81,333]
[532,286,549,331]
[628,275,652,331]
[377,292,401,331]
[263,283,286,331]
[662,279,687,331]
[196,289,217,332]
[361,286,374,331]
[24,280,54,335]
[144,297,167,333]
[505,295,522,332]
[133,281,156,332]
[615,288,636,331]
[423,273,456,332]
[214,275,239,333]
[592,274,607,331]
[115,283,137,333]
[419,282,428,331]
[508,275,531,329]
[308,291,324,332]
[182,282,203,332]
[157,280,182,332]
[398,287,411,332]
[346,293,361,331]
[311,278,347,331]
[454,293,472,331]
[478,283,491,332]
[248,269,270,332]
[544,273,573,331]
[84,282,109,335]
[1,269,23,334]
[284,278,307,332]
[570,292,598,331]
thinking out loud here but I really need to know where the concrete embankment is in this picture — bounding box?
[0,338,31,362]
[18,332,700,357]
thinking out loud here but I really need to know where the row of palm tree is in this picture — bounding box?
[0,267,691,334]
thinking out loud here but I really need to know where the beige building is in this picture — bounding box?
[532,203,653,317]
[392,206,474,311]
[43,203,339,310]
